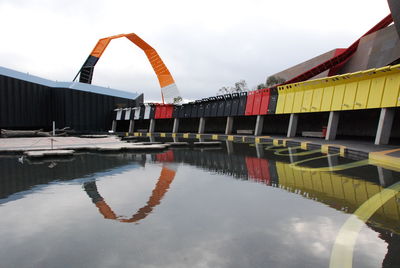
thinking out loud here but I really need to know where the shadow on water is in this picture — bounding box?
[1,139,400,267]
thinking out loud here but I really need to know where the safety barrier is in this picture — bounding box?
[276,64,400,114]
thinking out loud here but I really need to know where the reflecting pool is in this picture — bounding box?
[1,140,399,268]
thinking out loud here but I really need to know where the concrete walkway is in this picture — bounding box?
[0,136,166,153]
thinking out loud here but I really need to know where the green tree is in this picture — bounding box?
[266,75,286,87]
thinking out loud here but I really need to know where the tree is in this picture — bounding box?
[173,96,182,104]
[266,75,286,87]
[218,80,248,95]
[256,83,265,90]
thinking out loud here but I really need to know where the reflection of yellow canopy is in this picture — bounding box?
[276,161,400,233]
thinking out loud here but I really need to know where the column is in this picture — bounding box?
[375,108,395,145]
[128,120,135,133]
[287,113,298,138]
[149,119,155,133]
[225,116,234,135]
[254,115,264,136]
[198,117,206,134]
[325,111,339,141]
[172,118,179,133]
[111,120,117,132]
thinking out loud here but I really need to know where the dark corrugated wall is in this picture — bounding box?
[0,74,142,131]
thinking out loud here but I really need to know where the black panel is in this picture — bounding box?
[238,92,247,116]
[223,94,232,116]
[216,95,225,117]
[149,104,156,119]
[231,93,240,116]
[209,97,218,117]
[268,88,278,114]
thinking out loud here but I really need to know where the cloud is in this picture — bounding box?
[0,0,391,102]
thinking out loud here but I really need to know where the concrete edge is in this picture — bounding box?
[128,131,400,172]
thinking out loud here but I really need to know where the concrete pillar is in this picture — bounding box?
[128,120,135,133]
[375,108,395,145]
[254,115,264,136]
[172,118,179,133]
[255,143,264,158]
[225,116,234,135]
[325,111,340,141]
[149,119,155,133]
[288,147,297,163]
[377,166,393,187]
[226,141,234,154]
[198,117,206,134]
[287,113,298,138]
[327,154,338,168]
[111,120,117,132]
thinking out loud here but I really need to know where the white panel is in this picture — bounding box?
[134,107,140,120]
[116,109,122,120]
[144,104,151,119]
[124,108,131,120]
[161,83,182,104]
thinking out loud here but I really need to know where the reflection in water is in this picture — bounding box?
[84,157,176,223]
[0,141,400,267]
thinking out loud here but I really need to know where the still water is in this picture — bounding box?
[1,140,399,268]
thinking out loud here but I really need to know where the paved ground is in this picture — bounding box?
[0,136,127,152]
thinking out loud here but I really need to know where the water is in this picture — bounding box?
[1,140,400,268]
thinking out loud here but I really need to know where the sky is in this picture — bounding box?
[0,0,391,102]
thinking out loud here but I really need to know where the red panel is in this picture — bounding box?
[166,105,174,118]
[245,157,256,179]
[259,88,270,115]
[259,159,270,185]
[160,105,167,119]
[252,158,263,182]
[252,89,263,115]
[155,104,162,119]
[245,91,256,116]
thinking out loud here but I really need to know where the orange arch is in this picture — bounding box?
[75,33,179,103]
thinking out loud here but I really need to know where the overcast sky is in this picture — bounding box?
[0,0,391,102]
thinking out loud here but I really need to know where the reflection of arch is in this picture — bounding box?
[84,165,176,223]
[74,33,179,103]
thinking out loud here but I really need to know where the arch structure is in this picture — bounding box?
[74,33,181,103]
[84,164,176,223]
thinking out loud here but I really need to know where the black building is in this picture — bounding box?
[0,66,143,132]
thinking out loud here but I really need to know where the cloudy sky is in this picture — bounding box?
[0,0,391,102]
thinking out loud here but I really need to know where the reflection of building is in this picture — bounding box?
[0,153,143,201]
[169,145,400,234]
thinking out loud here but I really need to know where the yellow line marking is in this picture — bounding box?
[274,147,321,156]
[242,136,246,143]
[125,132,129,137]
[340,147,346,157]
[172,133,176,138]
[146,133,152,137]
[160,133,166,137]
[273,139,280,146]
[196,134,201,139]
[289,154,369,172]
[300,141,309,150]
[369,148,400,172]
[321,144,329,154]
[255,137,260,143]
[134,133,139,137]
[212,135,218,140]
[329,181,400,268]
[228,135,234,141]
[183,133,189,138]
